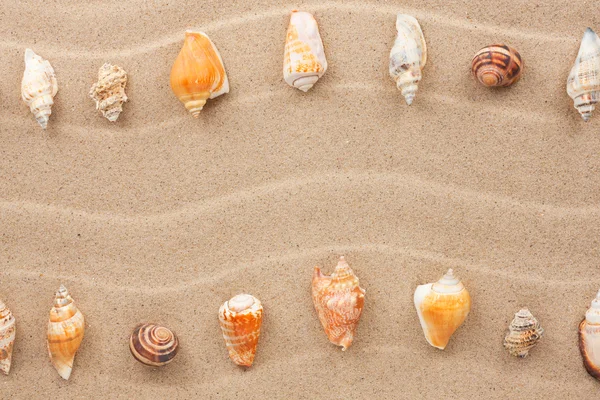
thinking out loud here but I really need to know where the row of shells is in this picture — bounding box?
[3,256,598,381]
[18,11,600,130]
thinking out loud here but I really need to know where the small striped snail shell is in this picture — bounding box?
[129,323,179,367]
[471,44,523,87]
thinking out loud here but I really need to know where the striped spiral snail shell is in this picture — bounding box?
[471,44,523,87]
[129,323,179,367]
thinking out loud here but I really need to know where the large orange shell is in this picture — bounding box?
[311,256,365,351]
[170,31,229,117]
[47,285,85,380]
[471,44,523,87]
[218,294,263,367]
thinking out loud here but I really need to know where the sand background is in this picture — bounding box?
[1,0,600,398]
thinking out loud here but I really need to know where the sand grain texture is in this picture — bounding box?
[1,0,600,398]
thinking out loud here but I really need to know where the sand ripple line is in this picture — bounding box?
[1,170,598,225]
[0,2,574,58]
[3,243,593,294]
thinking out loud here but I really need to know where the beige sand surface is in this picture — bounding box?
[1,0,600,398]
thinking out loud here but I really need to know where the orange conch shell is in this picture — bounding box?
[218,294,263,367]
[283,10,327,92]
[0,300,16,375]
[47,285,85,380]
[170,30,229,117]
[414,269,471,350]
[312,256,365,350]
[579,289,600,380]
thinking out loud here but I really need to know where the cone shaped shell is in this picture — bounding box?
[414,269,471,350]
[503,308,543,357]
[567,28,600,122]
[0,300,15,375]
[129,323,179,367]
[170,31,229,117]
[389,14,427,105]
[312,256,365,351]
[47,285,84,380]
[283,10,327,92]
[21,49,58,129]
[579,290,600,380]
[471,44,523,87]
[218,294,263,367]
[89,63,128,122]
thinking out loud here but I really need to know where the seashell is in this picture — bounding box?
[130,323,179,367]
[283,10,328,92]
[89,63,128,122]
[0,300,16,375]
[218,294,263,367]
[170,31,229,117]
[503,308,543,357]
[312,256,365,350]
[414,269,471,350]
[389,14,427,105]
[21,49,58,129]
[579,290,600,380]
[567,28,600,122]
[471,44,523,87]
[47,285,84,380]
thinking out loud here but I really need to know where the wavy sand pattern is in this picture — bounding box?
[1,0,599,398]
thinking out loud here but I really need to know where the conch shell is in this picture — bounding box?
[89,63,128,122]
[283,10,328,92]
[47,285,84,380]
[170,31,229,117]
[567,28,600,122]
[129,323,179,367]
[389,14,427,105]
[503,308,543,357]
[471,44,523,87]
[414,269,471,350]
[0,300,16,375]
[312,256,365,350]
[579,290,600,380]
[21,49,58,129]
[218,294,263,367]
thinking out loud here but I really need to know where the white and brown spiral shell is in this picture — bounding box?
[0,300,16,375]
[129,323,179,367]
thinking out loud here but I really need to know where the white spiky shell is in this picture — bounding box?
[283,10,328,92]
[389,14,427,105]
[579,290,600,380]
[21,49,58,129]
[567,28,600,122]
[89,63,128,122]
[0,300,16,375]
[503,308,543,358]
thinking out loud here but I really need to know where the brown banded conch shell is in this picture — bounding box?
[47,285,85,380]
[89,63,128,122]
[414,269,471,350]
[21,49,58,129]
[0,300,16,375]
[312,256,365,351]
[129,323,179,367]
[218,294,263,367]
[567,28,600,122]
[471,44,523,87]
[579,290,600,380]
[503,308,543,357]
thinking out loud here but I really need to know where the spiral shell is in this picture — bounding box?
[0,300,16,375]
[283,10,328,92]
[170,31,229,117]
[503,308,543,357]
[579,290,600,380]
[218,294,263,367]
[129,323,179,367]
[471,44,523,87]
[389,14,427,105]
[21,49,58,129]
[414,269,471,350]
[567,28,600,122]
[47,285,84,380]
[312,256,366,351]
[89,63,128,122]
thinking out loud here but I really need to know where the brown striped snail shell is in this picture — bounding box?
[471,44,523,87]
[129,323,179,367]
